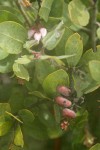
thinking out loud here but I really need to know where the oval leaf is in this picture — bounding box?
[89,144,100,150]
[89,60,100,82]
[65,33,83,67]
[0,103,11,115]
[39,0,54,22]
[0,116,12,136]
[13,63,29,81]
[0,21,27,54]
[0,55,16,73]
[14,125,24,148]
[42,21,65,50]
[0,10,21,24]
[29,91,51,100]
[80,46,100,68]
[0,47,9,60]
[18,109,35,126]
[43,69,69,97]
[68,0,90,26]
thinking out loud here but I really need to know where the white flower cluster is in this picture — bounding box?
[28,27,47,42]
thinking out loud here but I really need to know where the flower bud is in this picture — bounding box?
[60,121,69,131]
[62,108,76,118]
[55,96,72,107]
[34,32,41,42]
[28,29,35,39]
[40,28,47,38]
[57,86,71,97]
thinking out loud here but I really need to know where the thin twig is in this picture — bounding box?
[81,27,91,34]
[15,0,32,27]
[90,1,97,52]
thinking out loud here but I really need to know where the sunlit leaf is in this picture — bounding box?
[14,125,24,148]
[42,21,65,50]
[0,21,27,54]
[39,0,54,22]
[89,143,100,150]
[89,60,100,82]
[65,33,83,66]
[13,63,29,81]
[68,0,90,26]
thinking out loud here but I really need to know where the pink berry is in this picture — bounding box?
[34,32,41,42]
[55,96,72,107]
[40,28,47,38]
[28,29,35,39]
[62,108,76,118]
[57,86,71,97]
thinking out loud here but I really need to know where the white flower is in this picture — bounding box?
[28,29,35,39]
[34,32,42,42]
[40,28,47,38]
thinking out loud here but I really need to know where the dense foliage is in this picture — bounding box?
[0,0,100,150]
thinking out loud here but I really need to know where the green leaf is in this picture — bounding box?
[65,33,83,67]
[29,91,51,100]
[22,117,49,140]
[0,6,24,23]
[9,87,25,114]
[80,46,100,68]
[50,0,63,18]
[42,21,65,50]
[14,125,24,148]
[62,2,72,27]
[0,116,12,136]
[84,81,100,94]
[68,0,90,26]
[73,73,90,97]
[0,21,27,54]
[89,60,100,82]
[89,144,100,150]
[42,17,60,29]
[0,47,9,60]
[35,59,57,84]
[70,110,88,147]
[43,69,69,97]
[39,0,54,22]
[15,55,32,64]
[0,103,11,115]
[18,109,35,126]
[0,10,22,24]
[55,27,73,55]
[13,63,29,81]
[23,40,38,50]
[38,104,63,139]
[0,55,16,73]
[97,27,100,39]
[54,104,61,124]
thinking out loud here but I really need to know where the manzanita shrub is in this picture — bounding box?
[0,0,100,150]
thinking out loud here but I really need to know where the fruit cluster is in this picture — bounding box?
[55,86,76,130]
